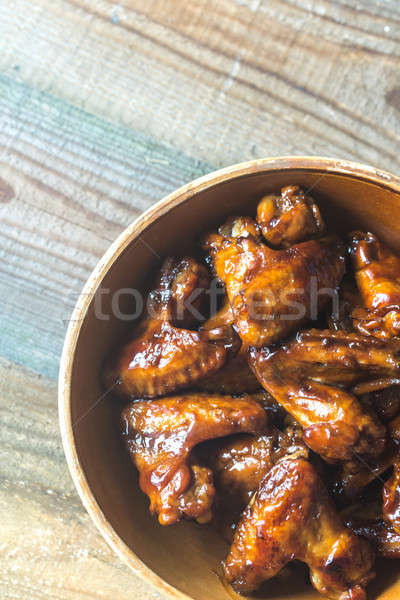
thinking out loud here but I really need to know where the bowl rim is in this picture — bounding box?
[58,156,400,600]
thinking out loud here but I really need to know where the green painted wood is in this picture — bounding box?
[0,75,214,379]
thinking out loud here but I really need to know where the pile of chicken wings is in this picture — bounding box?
[105,185,400,600]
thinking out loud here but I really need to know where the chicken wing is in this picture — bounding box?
[205,431,279,541]
[164,256,211,328]
[210,423,307,508]
[346,518,400,560]
[383,460,400,535]
[203,231,345,347]
[344,498,400,560]
[361,385,400,423]
[263,329,400,386]
[223,458,375,599]
[197,352,261,394]
[122,394,267,525]
[327,277,361,333]
[198,298,261,394]
[204,421,308,540]
[344,460,400,560]
[332,446,396,505]
[249,330,394,461]
[256,185,325,248]
[219,215,261,241]
[349,231,400,339]
[332,410,400,504]
[104,257,233,398]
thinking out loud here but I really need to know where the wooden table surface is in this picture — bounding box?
[0,1,399,598]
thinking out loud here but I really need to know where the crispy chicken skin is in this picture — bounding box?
[104,257,232,399]
[122,394,267,525]
[349,231,400,339]
[203,232,345,347]
[249,330,394,462]
[256,185,325,248]
[223,458,375,599]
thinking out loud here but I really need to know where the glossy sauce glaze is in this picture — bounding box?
[223,458,375,600]
[103,185,400,600]
[122,394,267,525]
[349,231,400,339]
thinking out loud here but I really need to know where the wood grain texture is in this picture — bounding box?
[1,0,400,173]
[0,76,212,377]
[0,358,160,600]
[1,0,399,377]
[0,0,399,598]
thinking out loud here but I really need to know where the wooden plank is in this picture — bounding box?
[0,76,213,378]
[0,357,159,600]
[0,0,399,172]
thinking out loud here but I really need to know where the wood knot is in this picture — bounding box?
[386,87,400,113]
[0,177,14,203]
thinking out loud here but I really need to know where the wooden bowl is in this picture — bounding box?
[59,157,400,600]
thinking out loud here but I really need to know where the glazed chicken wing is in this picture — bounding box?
[263,329,400,386]
[198,298,261,394]
[210,423,307,507]
[327,277,361,333]
[349,231,400,339]
[333,409,400,503]
[331,392,400,502]
[249,330,395,461]
[104,257,233,398]
[345,459,400,559]
[256,185,325,248]
[203,231,345,347]
[210,432,278,505]
[332,446,396,504]
[204,421,308,540]
[223,458,375,599]
[197,352,261,394]
[361,385,400,423]
[219,215,261,241]
[346,518,400,560]
[165,256,211,328]
[383,460,400,535]
[122,394,267,525]
[206,431,279,541]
